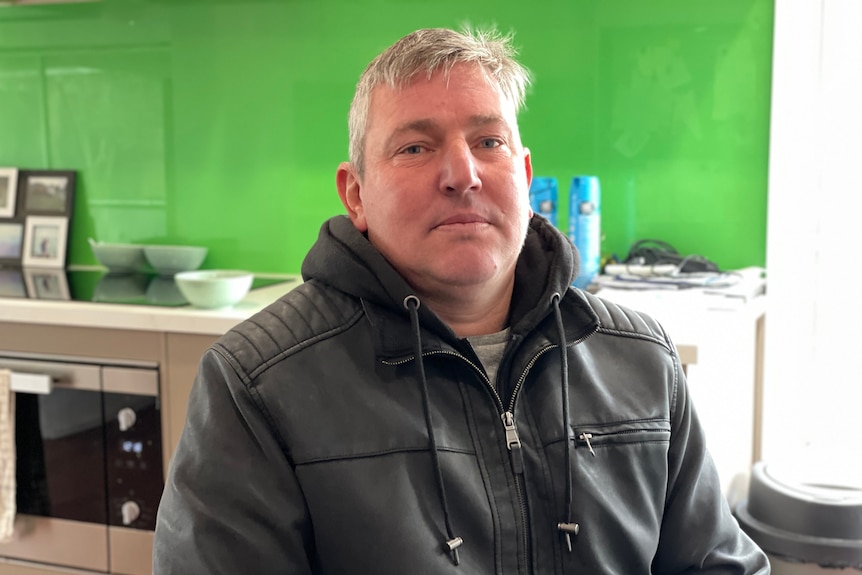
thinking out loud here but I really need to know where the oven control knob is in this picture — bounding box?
[121,500,141,525]
[118,407,137,432]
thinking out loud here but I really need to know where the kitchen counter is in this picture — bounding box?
[0,274,303,336]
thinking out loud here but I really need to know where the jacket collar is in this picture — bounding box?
[361,293,598,361]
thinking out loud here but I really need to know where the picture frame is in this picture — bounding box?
[23,267,70,300]
[19,169,76,216]
[0,167,19,218]
[22,216,68,268]
[0,268,27,299]
[0,221,24,266]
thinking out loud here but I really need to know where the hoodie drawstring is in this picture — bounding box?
[402,293,576,561]
[403,295,463,566]
[551,293,580,551]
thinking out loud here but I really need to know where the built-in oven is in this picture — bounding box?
[0,352,163,575]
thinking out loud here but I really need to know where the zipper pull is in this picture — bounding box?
[501,411,524,474]
[579,432,596,456]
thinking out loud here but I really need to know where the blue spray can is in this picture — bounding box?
[528,177,558,225]
[569,176,601,289]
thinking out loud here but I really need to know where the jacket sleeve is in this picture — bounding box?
[652,351,770,574]
[153,348,315,574]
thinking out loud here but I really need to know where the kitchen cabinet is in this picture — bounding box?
[0,560,85,575]
[163,332,218,460]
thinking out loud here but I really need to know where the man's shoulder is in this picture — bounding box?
[212,280,364,375]
[573,288,671,347]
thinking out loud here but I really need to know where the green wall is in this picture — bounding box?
[0,0,773,274]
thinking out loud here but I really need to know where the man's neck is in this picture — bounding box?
[418,281,515,338]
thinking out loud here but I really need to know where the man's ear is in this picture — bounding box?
[336,162,368,232]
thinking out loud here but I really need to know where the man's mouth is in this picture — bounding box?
[435,214,489,228]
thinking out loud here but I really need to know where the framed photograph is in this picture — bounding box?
[23,267,70,300]
[0,221,24,266]
[0,268,27,299]
[22,216,68,268]
[0,167,18,218]
[20,169,76,216]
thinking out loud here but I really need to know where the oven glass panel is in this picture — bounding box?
[15,388,107,524]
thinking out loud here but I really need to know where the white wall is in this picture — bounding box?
[763,0,862,475]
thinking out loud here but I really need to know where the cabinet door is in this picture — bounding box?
[163,333,218,470]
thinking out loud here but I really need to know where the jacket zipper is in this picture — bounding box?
[385,324,598,569]
[390,348,536,565]
[500,344,558,570]
[501,409,531,570]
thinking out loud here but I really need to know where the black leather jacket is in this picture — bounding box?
[154,215,769,574]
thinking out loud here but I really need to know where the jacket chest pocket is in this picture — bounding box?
[573,419,671,456]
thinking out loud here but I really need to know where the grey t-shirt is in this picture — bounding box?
[467,328,511,390]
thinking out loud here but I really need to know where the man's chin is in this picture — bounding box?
[425,264,504,290]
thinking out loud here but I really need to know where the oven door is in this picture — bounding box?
[0,356,110,572]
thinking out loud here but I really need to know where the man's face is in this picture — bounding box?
[337,63,533,298]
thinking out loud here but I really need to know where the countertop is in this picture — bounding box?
[0,274,304,336]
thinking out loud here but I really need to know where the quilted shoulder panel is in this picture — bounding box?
[578,290,671,349]
[213,281,364,380]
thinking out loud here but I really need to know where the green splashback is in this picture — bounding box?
[0,0,773,273]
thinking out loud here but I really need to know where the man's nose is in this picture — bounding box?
[439,142,481,195]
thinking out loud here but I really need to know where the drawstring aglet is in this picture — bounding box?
[557,522,580,552]
[445,536,463,565]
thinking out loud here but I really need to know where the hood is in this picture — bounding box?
[301,214,580,337]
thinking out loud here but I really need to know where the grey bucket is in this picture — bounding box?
[735,461,862,573]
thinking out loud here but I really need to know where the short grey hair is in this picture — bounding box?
[347,27,532,175]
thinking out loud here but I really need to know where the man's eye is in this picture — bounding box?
[480,139,501,149]
[402,145,423,154]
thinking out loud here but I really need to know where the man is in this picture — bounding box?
[154,28,769,574]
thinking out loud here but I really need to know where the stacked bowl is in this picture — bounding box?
[89,239,208,275]
[88,239,147,273]
[89,239,253,308]
[143,245,208,276]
